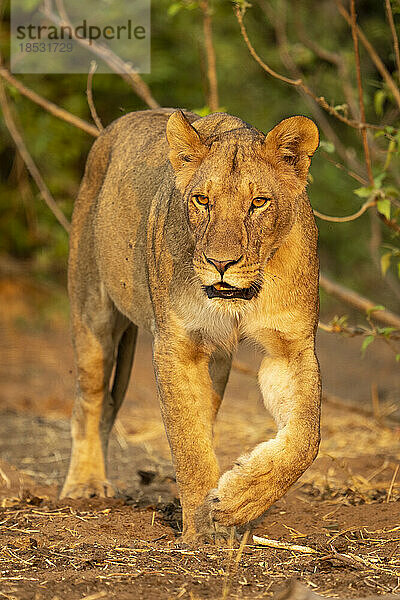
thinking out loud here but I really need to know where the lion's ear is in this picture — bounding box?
[264,116,319,180]
[166,111,208,175]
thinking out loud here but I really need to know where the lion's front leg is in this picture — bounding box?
[208,339,321,526]
[153,334,230,545]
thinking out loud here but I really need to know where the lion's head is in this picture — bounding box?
[166,111,319,305]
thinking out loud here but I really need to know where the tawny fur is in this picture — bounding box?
[61,108,321,545]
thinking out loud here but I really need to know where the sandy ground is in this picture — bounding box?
[0,277,399,599]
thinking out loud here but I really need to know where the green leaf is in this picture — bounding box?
[374,89,386,117]
[366,305,385,317]
[377,198,391,220]
[398,262,400,279]
[361,335,374,356]
[168,3,183,16]
[319,140,335,153]
[380,251,392,276]
[383,186,399,198]
[354,186,373,198]
[374,172,386,189]
[377,327,396,337]
[396,354,400,363]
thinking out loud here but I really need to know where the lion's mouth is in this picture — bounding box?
[204,282,258,300]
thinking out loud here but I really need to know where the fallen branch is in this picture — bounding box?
[319,273,400,329]
[253,535,316,554]
[0,80,70,233]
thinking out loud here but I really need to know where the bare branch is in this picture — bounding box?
[235,5,300,86]
[294,11,359,119]
[337,1,400,111]
[313,199,376,223]
[257,0,363,174]
[322,154,368,185]
[199,0,219,112]
[42,0,160,110]
[350,0,374,185]
[234,5,386,132]
[0,64,99,137]
[319,320,400,340]
[385,0,400,78]
[378,213,400,234]
[0,81,70,233]
[319,273,400,329]
[87,61,104,132]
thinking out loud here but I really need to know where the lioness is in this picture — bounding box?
[61,108,321,545]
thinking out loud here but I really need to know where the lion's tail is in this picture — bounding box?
[110,323,138,418]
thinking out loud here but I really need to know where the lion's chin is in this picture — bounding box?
[203,282,259,301]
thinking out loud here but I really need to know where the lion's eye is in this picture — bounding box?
[193,194,209,207]
[251,197,272,210]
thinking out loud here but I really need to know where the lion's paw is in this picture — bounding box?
[181,497,239,547]
[208,466,274,526]
[177,524,238,548]
[60,479,115,500]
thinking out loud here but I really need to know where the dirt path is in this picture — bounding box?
[0,279,399,599]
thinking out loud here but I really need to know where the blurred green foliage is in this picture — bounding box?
[0,0,399,311]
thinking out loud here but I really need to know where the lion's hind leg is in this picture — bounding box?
[61,284,131,499]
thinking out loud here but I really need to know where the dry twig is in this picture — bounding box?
[336,1,400,111]
[87,61,103,132]
[0,81,70,233]
[349,0,374,186]
[42,0,159,110]
[0,64,99,137]
[386,464,399,503]
[385,0,400,78]
[313,199,376,223]
[234,5,384,132]
[253,535,316,554]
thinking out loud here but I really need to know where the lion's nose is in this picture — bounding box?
[204,255,243,276]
